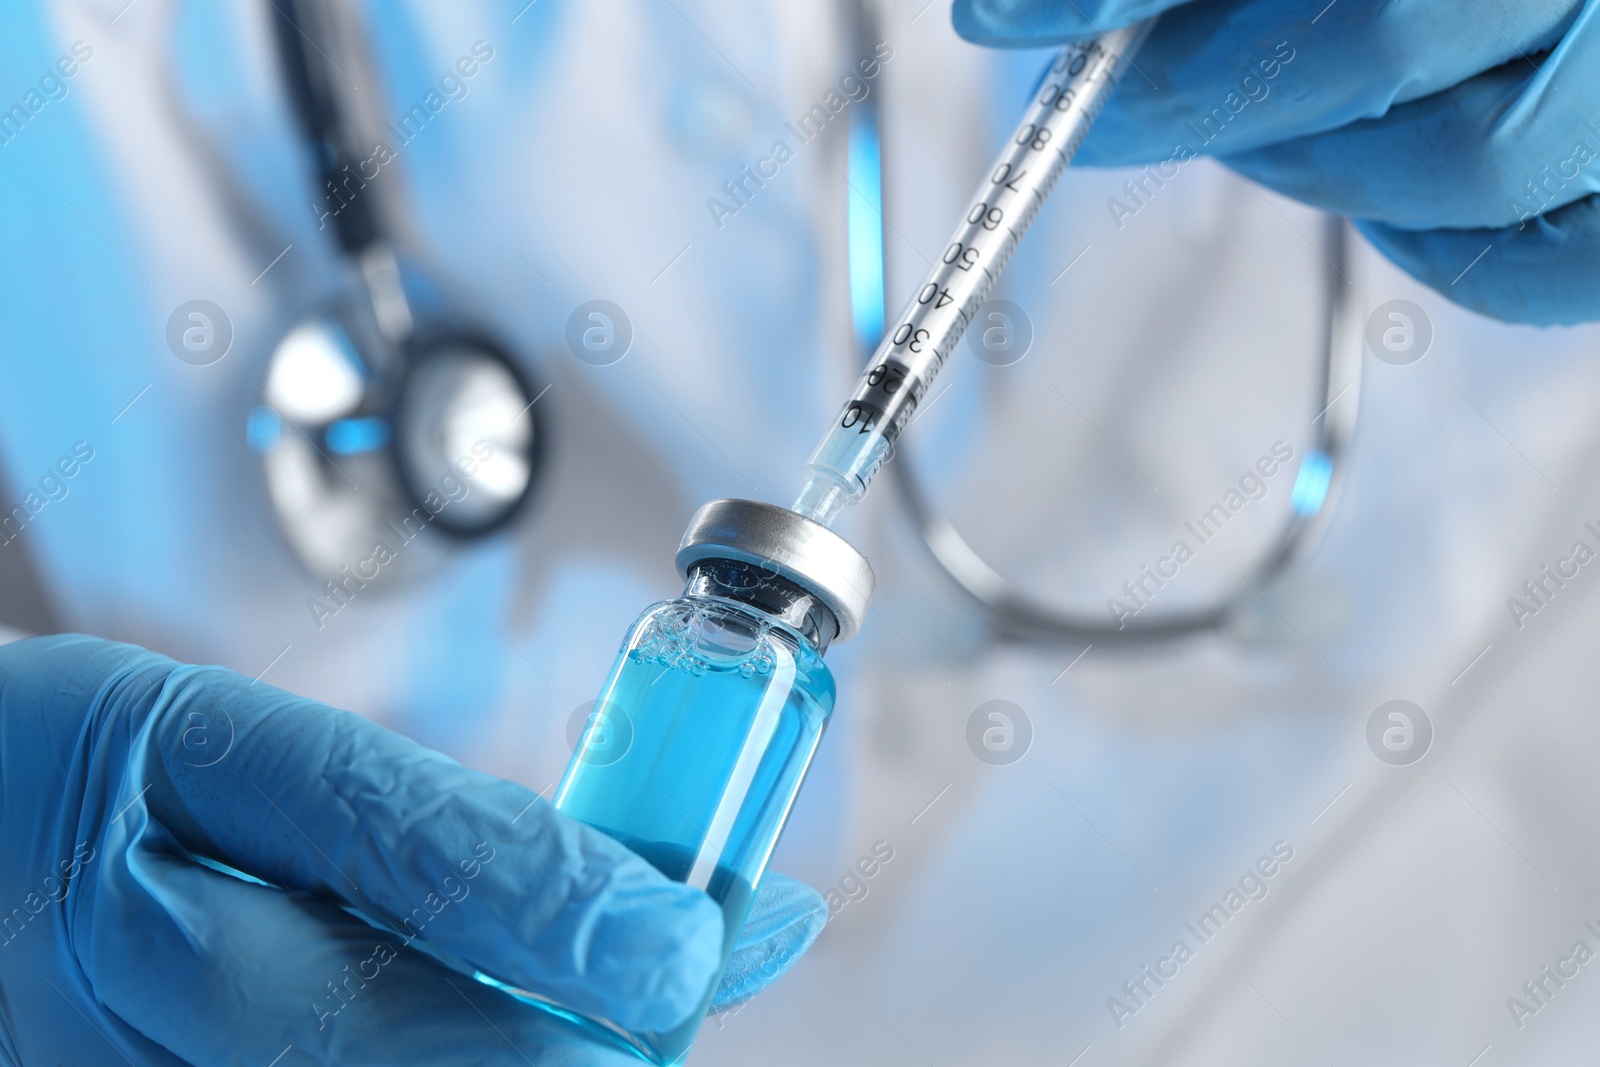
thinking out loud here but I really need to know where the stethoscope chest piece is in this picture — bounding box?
[252,261,543,582]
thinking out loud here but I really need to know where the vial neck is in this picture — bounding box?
[683,560,836,654]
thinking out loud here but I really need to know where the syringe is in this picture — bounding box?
[794,21,1155,527]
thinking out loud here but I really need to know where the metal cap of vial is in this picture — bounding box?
[676,498,875,642]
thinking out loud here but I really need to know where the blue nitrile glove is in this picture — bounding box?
[953,0,1600,325]
[0,635,824,1065]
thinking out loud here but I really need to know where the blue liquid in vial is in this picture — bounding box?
[553,590,834,1063]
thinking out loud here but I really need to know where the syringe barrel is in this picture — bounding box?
[794,21,1155,528]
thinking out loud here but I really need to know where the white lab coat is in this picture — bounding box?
[5,1,1600,1064]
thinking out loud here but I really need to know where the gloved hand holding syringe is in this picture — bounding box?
[529,22,1156,1065]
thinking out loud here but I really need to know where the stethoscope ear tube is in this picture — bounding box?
[890,215,1361,647]
[835,1,1359,646]
[267,0,382,255]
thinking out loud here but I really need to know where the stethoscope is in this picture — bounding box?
[251,0,543,578]
[842,0,1361,646]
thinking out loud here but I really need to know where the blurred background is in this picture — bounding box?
[6,0,1600,1063]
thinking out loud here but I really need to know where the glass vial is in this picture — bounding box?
[552,558,838,1063]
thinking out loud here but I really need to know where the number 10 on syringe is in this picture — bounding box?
[793,21,1155,528]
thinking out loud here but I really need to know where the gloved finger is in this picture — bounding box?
[1222,14,1600,230]
[953,0,1198,47]
[9,636,724,1032]
[1074,0,1582,166]
[81,836,648,1065]
[1360,194,1600,326]
[710,871,827,1014]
